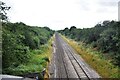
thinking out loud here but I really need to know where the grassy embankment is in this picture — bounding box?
[62,35,120,78]
[9,36,54,77]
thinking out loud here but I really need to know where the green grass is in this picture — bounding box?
[62,35,120,78]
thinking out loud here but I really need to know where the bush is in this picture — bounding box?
[2,22,54,75]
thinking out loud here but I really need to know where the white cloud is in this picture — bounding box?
[1,0,119,30]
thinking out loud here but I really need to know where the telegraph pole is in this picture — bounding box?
[118,1,120,21]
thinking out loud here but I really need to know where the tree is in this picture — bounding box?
[69,26,76,31]
[24,30,36,49]
[63,27,69,36]
[94,28,117,53]
[59,20,120,66]
[0,1,11,21]
[2,22,54,74]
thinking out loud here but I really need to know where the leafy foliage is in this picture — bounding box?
[2,22,54,75]
[58,20,120,66]
[0,1,11,21]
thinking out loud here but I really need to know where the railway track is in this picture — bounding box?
[49,33,101,79]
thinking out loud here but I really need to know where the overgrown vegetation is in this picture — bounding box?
[62,36,120,78]
[2,22,54,76]
[59,20,120,78]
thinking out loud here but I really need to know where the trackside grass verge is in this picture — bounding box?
[44,34,55,78]
[62,35,120,78]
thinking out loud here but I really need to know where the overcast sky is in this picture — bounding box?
[2,0,120,30]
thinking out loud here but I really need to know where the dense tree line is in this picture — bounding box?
[2,22,54,74]
[58,20,120,66]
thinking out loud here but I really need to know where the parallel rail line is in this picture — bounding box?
[49,33,101,79]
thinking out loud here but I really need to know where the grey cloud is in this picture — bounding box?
[95,0,119,14]
[76,0,91,11]
[96,7,116,13]
[97,0,119,7]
